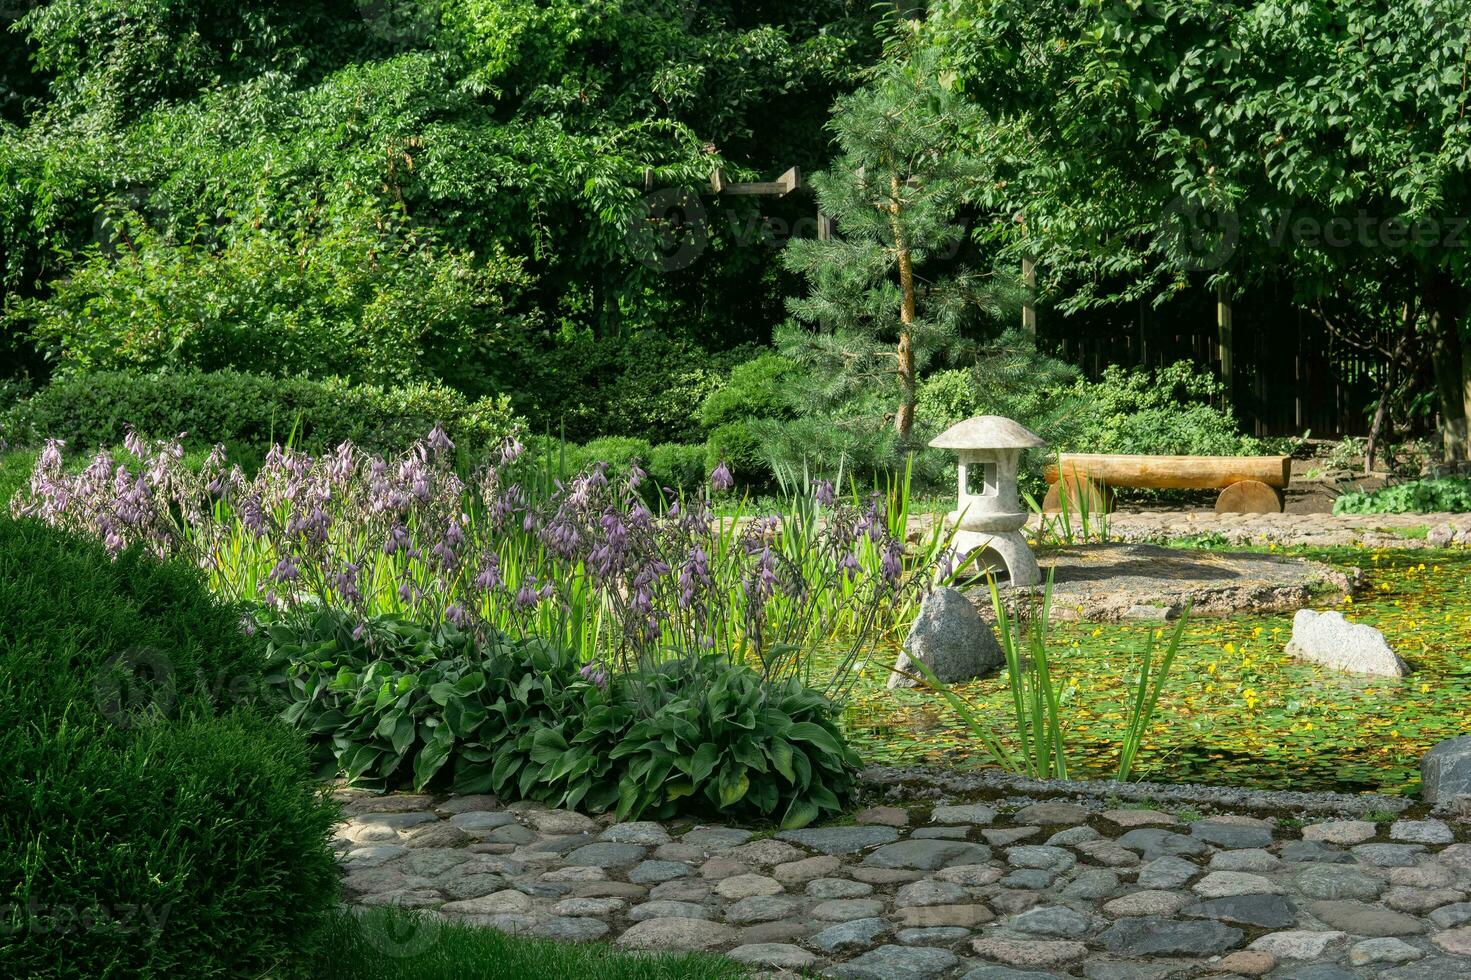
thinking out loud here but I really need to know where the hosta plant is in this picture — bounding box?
[268,609,859,827]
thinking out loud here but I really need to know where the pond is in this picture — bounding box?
[838,546,1471,795]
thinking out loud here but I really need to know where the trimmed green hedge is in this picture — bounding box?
[0,518,339,978]
[1,368,520,460]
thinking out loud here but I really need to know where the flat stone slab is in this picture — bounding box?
[988,543,1351,621]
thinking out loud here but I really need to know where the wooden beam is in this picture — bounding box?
[710,166,801,198]
[1045,453,1292,491]
[1021,254,1037,339]
[1217,278,1234,404]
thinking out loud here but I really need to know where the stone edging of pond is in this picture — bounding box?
[335,771,1471,979]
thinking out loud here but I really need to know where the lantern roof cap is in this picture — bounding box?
[929,415,1045,450]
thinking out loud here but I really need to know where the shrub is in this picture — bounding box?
[698,352,798,431]
[1333,478,1471,515]
[2,368,520,460]
[704,420,771,487]
[647,442,706,495]
[0,517,340,978]
[268,609,861,827]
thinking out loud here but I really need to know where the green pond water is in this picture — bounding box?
[837,547,1471,795]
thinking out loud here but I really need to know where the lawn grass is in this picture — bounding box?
[312,908,750,980]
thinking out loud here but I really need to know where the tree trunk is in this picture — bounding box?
[890,174,917,445]
[1429,278,1471,463]
[1364,301,1416,475]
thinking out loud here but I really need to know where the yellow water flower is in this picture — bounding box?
[1207,662,1218,674]
[1224,641,1236,654]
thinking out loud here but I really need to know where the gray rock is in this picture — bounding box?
[1192,871,1284,897]
[1046,826,1101,847]
[1101,890,1192,918]
[724,895,800,924]
[627,900,713,922]
[832,944,959,979]
[1302,820,1377,845]
[681,827,753,850]
[1013,801,1089,825]
[1005,906,1095,938]
[807,877,874,899]
[1381,956,1471,980]
[1080,963,1185,980]
[1286,608,1409,676]
[1210,848,1281,872]
[808,916,892,952]
[812,898,885,921]
[1280,839,1354,864]
[485,823,537,845]
[888,587,1003,688]
[1096,916,1244,956]
[1063,869,1121,899]
[1117,829,1208,860]
[1136,856,1199,890]
[1190,821,1273,849]
[601,821,672,845]
[896,926,972,944]
[932,803,998,824]
[552,897,625,917]
[913,826,970,840]
[985,827,1042,846]
[896,879,968,907]
[1000,869,1055,890]
[1348,936,1425,965]
[1273,966,1357,980]
[1424,737,1471,805]
[1294,864,1385,901]
[649,879,709,902]
[1308,899,1426,936]
[562,842,646,868]
[1007,845,1076,872]
[1389,818,1454,844]
[439,872,510,900]
[1182,894,1297,928]
[615,916,736,950]
[448,810,516,832]
[726,943,818,969]
[864,840,992,871]
[1246,929,1346,959]
[776,825,899,854]
[529,916,609,942]
[628,860,693,884]
[1430,902,1471,929]
[960,968,1067,980]
[1352,843,1425,867]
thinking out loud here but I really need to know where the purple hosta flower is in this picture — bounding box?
[287,504,331,545]
[240,493,267,537]
[489,483,524,527]
[710,461,734,492]
[326,442,356,487]
[331,562,363,604]
[880,539,904,586]
[473,553,502,592]
[541,515,580,562]
[814,479,837,508]
[399,456,432,503]
[239,614,258,638]
[678,546,712,610]
[103,527,126,555]
[522,510,541,534]
[579,663,610,690]
[425,423,454,455]
[269,556,301,584]
[627,463,646,492]
[397,580,414,603]
[445,603,469,627]
[382,523,410,556]
[497,435,525,467]
[837,550,860,582]
[515,576,541,609]
[937,547,957,582]
[352,622,366,642]
[123,427,146,460]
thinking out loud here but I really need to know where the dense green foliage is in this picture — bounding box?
[1334,478,1471,515]
[0,517,339,978]
[318,907,749,980]
[268,610,861,827]
[2,368,518,460]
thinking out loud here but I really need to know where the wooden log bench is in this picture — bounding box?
[1042,453,1292,514]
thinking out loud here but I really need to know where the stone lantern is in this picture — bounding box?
[931,416,1044,586]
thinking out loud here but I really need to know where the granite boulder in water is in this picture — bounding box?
[1285,609,1408,677]
[887,588,1003,689]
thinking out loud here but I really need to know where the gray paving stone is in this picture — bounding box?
[615,916,736,950]
[530,916,609,941]
[1001,869,1055,890]
[812,898,886,921]
[449,810,516,832]
[725,894,801,924]
[776,826,900,854]
[1293,864,1385,901]
[1064,869,1122,899]
[913,826,971,840]
[1272,966,1357,980]
[1348,936,1425,965]
[1210,848,1281,872]
[1280,840,1354,864]
[808,916,892,952]
[1117,829,1209,860]
[1136,856,1200,890]
[1096,915,1244,956]
[627,900,713,922]
[863,839,992,871]
[1430,902,1471,928]
[1013,801,1090,825]
[806,877,874,899]
[1007,845,1076,872]
[1005,906,1096,938]
[896,879,967,907]
[1390,819,1454,844]
[1380,956,1471,980]
[1307,899,1426,936]
[726,943,818,969]
[627,860,693,884]
[830,944,958,979]
[1182,894,1297,928]
[1352,843,1425,867]
[932,803,998,824]
[1191,821,1273,849]
[896,926,971,944]
[680,827,753,850]
[562,842,646,868]
[960,968,1066,980]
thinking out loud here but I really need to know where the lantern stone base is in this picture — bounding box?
[950,529,1041,587]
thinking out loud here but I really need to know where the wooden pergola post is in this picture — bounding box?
[1217,278,1234,406]
[1021,255,1037,340]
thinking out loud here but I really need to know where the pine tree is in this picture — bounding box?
[778,38,1013,449]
